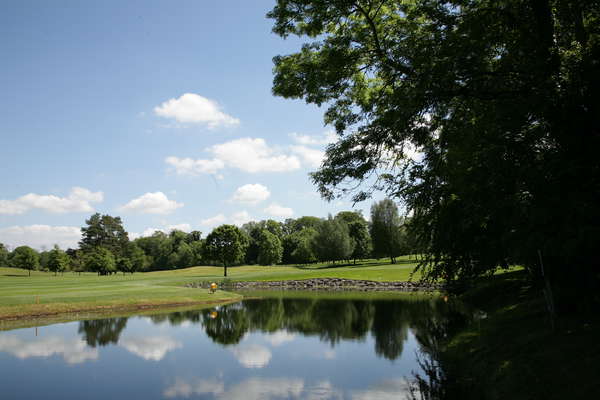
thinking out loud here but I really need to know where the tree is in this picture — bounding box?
[290,227,318,264]
[85,247,116,275]
[335,211,371,263]
[203,225,248,276]
[123,242,147,273]
[257,229,283,265]
[371,199,403,264]
[80,213,129,257]
[348,221,371,264]
[313,216,354,263]
[47,245,69,275]
[0,243,9,268]
[269,1,600,303]
[10,246,40,276]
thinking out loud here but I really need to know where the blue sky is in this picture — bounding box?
[0,0,384,249]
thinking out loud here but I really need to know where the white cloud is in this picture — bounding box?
[0,335,98,364]
[230,184,270,205]
[263,203,294,218]
[165,137,325,176]
[290,145,325,168]
[200,213,227,227]
[164,378,224,398]
[119,336,181,361]
[305,381,344,400]
[290,130,337,146]
[231,344,272,368]
[210,138,301,173]
[0,187,103,215]
[166,223,191,232]
[350,378,415,400]
[154,93,239,128]
[0,225,81,250]
[164,377,304,400]
[119,192,183,215]
[231,211,252,226]
[165,156,224,176]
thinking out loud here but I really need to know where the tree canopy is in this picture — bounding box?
[10,246,40,275]
[203,224,249,276]
[269,0,600,301]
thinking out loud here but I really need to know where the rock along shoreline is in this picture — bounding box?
[186,278,443,292]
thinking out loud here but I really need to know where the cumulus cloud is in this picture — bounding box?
[0,335,98,364]
[231,344,272,368]
[164,378,224,398]
[231,210,252,226]
[165,137,302,176]
[230,184,270,205]
[199,211,252,228]
[200,214,227,227]
[164,377,304,400]
[210,138,301,173]
[119,336,182,361]
[0,225,81,250]
[0,187,103,215]
[129,224,191,240]
[263,203,294,218]
[350,378,415,400]
[154,93,239,128]
[165,156,225,176]
[289,130,337,146]
[119,192,183,215]
[166,223,191,232]
[290,145,325,168]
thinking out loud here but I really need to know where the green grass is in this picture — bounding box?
[441,270,600,399]
[0,256,419,321]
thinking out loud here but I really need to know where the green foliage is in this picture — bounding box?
[348,221,372,262]
[47,245,70,275]
[0,243,9,268]
[257,229,283,265]
[290,227,318,264]
[10,246,40,275]
[268,0,600,299]
[203,224,249,276]
[133,230,202,271]
[335,211,371,263]
[84,247,116,275]
[370,199,403,263]
[313,215,355,262]
[80,213,129,257]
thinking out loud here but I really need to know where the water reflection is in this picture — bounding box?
[78,317,128,347]
[120,336,182,361]
[0,334,97,364]
[0,294,465,400]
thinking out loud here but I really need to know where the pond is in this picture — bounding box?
[0,292,460,400]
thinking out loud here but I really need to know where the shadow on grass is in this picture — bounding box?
[294,258,416,270]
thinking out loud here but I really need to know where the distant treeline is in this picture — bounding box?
[0,199,416,275]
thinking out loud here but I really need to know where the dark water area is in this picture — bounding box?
[0,293,464,400]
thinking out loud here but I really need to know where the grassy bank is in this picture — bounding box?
[0,257,418,322]
[441,270,600,399]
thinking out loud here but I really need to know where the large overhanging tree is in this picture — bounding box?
[269,0,600,302]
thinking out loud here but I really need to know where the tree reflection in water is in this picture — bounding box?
[78,317,128,347]
[74,294,472,400]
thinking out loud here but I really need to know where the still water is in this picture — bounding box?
[0,293,454,400]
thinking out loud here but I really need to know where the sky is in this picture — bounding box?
[0,0,386,250]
